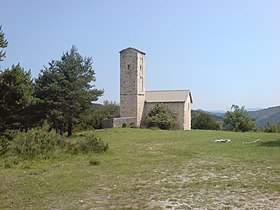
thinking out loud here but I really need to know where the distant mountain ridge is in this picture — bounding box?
[192,109,224,121]
[249,106,280,128]
[194,105,280,128]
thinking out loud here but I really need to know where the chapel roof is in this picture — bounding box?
[145,90,193,103]
[119,47,146,55]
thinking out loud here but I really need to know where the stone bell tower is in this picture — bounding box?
[119,48,146,127]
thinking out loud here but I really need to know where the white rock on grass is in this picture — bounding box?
[214,139,231,143]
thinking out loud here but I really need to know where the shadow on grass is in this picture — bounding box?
[259,139,280,147]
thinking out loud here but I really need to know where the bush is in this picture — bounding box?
[3,156,20,168]
[0,136,10,156]
[263,122,279,133]
[61,133,109,154]
[11,128,60,158]
[145,104,176,130]
[128,123,137,128]
[89,160,100,166]
[1,123,108,166]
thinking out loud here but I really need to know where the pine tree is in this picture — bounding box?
[0,25,8,61]
[0,64,35,133]
[35,46,104,136]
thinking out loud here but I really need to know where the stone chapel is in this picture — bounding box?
[102,47,193,130]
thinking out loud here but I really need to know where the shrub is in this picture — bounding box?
[89,160,100,166]
[1,123,108,165]
[1,130,18,140]
[0,136,10,156]
[145,104,176,130]
[62,133,109,154]
[11,128,60,158]
[3,156,20,168]
[128,123,137,128]
[263,122,278,133]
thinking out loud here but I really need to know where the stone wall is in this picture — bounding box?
[136,52,145,126]
[102,117,137,129]
[183,96,192,130]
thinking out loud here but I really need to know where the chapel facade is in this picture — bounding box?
[102,47,193,130]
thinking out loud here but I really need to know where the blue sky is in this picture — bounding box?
[1,0,279,110]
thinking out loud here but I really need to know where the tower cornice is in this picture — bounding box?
[119,47,146,55]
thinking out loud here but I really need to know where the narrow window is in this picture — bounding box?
[140,76,144,92]
[140,58,144,73]
[127,64,130,70]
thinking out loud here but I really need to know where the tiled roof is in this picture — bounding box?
[145,90,193,103]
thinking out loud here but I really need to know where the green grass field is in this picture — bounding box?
[1,128,280,209]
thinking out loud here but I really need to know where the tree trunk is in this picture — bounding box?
[67,118,72,137]
[59,121,64,136]
[54,119,59,134]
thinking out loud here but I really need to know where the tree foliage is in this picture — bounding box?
[192,111,221,130]
[2,122,109,161]
[89,100,120,129]
[263,122,280,133]
[35,46,104,136]
[223,105,256,132]
[0,64,35,133]
[145,104,176,130]
[76,101,120,130]
[0,25,8,61]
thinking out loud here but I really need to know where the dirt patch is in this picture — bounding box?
[147,159,280,209]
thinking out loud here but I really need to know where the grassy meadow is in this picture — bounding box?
[0,128,280,209]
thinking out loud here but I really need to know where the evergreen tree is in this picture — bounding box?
[0,25,8,61]
[35,46,104,136]
[0,64,35,133]
[35,60,64,134]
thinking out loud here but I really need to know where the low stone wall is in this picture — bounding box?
[102,117,137,128]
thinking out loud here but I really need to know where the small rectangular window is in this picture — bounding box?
[140,76,144,92]
[127,64,130,70]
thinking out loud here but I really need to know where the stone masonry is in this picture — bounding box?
[120,48,146,127]
[102,47,193,130]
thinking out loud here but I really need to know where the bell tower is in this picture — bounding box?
[119,48,146,126]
